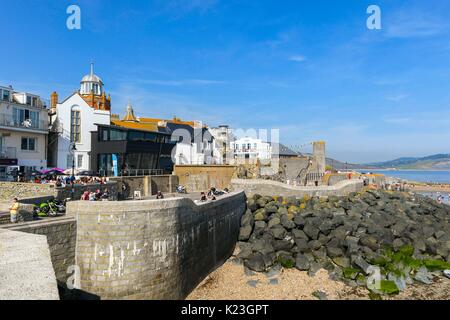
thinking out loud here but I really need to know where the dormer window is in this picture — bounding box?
[1,89,10,101]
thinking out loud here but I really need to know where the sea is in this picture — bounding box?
[364,170,450,204]
[363,170,450,184]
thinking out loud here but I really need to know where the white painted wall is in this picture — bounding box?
[231,137,272,160]
[55,93,110,171]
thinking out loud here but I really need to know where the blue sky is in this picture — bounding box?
[1,0,450,163]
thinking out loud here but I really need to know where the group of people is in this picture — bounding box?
[199,187,229,202]
[80,188,111,201]
[31,175,108,187]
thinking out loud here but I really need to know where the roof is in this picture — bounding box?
[96,123,170,135]
[138,117,203,127]
[81,74,103,84]
[122,102,137,121]
[110,120,159,132]
[80,63,103,84]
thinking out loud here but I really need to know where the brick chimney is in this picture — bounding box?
[50,91,58,109]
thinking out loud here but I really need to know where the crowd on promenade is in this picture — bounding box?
[80,188,111,201]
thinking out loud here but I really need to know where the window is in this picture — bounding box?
[13,108,39,128]
[32,97,38,107]
[70,110,81,143]
[26,96,32,105]
[67,154,74,169]
[110,129,126,141]
[21,137,36,151]
[1,89,10,101]
[128,131,145,141]
[77,155,83,168]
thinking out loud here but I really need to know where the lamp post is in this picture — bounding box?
[69,142,77,199]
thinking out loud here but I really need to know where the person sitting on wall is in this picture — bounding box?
[156,191,164,199]
[80,191,90,201]
[101,188,110,201]
[88,192,96,201]
[94,189,103,200]
[200,192,207,202]
[9,198,19,223]
[55,178,62,187]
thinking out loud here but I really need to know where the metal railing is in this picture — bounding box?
[0,146,16,159]
[0,113,48,131]
[98,168,164,177]
[306,173,325,182]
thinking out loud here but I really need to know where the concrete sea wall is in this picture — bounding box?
[231,178,364,198]
[70,191,246,299]
[174,165,237,192]
[2,217,77,284]
[0,229,59,300]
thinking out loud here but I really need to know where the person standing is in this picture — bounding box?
[9,198,19,223]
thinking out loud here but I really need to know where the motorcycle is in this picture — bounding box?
[33,199,66,217]
[176,185,187,194]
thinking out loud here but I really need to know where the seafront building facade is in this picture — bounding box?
[48,64,111,171]
[210,125,234,164]
[0,85,49,180]
[111,107,223,166]
[231,136,272,164]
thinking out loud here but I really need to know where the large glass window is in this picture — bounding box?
[71,110,81,143]
[13,108,39,128]
[98,127,127,141]
[128,131,145,141]
[110,129,127,141]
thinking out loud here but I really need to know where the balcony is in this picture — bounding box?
[0,113,48,132]
[0,147,16,159]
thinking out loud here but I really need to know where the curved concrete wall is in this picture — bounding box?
[231,179,363,198]
[70,191,246,300]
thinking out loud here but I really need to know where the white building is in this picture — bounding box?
[231,136,272,164]
[170,124,222,165]
[209,125,234,164]
[0,85,49,180]
[48,64,111,171]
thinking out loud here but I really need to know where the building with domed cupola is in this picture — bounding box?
[47,63,111,171]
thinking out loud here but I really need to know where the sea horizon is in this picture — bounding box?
[358,169,450,184]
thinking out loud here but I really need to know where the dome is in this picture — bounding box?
[80,63,103,95]
[81,73,103,84]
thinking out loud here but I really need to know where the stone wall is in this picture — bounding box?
[231,178,364,198]
[150,175,178,195]
[0,182,54,202]
[2,217,77,284]
[70,191,246,299]
[109,175,178,199]
[326,173,386,187]
[174,165,237,192]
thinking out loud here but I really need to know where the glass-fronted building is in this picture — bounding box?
[90,124,176,176]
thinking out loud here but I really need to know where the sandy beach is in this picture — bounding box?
[187,259,450,300]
